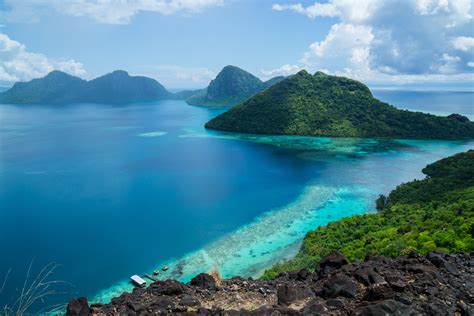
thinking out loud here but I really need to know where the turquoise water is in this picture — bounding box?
[0,92,473,310]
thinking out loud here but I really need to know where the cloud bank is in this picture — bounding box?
[0,33,86,83]
[1,0,224,24]
[269,0,474,85]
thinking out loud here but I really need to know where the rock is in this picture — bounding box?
[326,299,345,309]
[190,273,216,290]
[149,280,185,295]
[180,294,199,306]
[363,283,395,301]
[150,297,175,311]
[64,251,472,316]
[354,266,385,286]
[301,300,328,314]
[277,284,312,305]
[66,297,90,316]
[405,264,436,275]
[426,251,459,275]
[353,300,415,315]
[127,302,145,313]
[322,274,358,298]
[317,250,349,277]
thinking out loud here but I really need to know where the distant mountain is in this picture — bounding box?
[173,89,205,100]
[0,70,172,105]
[186,65,284,107]
[206,70,474,139]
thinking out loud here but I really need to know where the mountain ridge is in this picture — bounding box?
[205,70,474,139]
[0,70,173,105]
[186,65,285,107]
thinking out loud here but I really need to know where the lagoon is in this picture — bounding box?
[0,91,473,310]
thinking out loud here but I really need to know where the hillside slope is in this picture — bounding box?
[205,70,474,139]
[0,70,172,104]
[186,65,284,107]
[263,150,474,279]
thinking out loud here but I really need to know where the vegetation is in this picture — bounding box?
[1,261,70,315]
[186,65,285,107]
[0,70,173,105]
[206,70,474,139]
[262,150,474,279]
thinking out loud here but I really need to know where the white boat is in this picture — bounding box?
[162,266,169,271]
[130,275,146,287]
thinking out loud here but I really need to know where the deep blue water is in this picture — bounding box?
[373,90,474,119]
[0,90,473,312]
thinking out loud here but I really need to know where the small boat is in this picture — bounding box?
[153,270,160,275]
[162,265,169,271]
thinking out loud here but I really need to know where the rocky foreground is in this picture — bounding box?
[66,250,473,315]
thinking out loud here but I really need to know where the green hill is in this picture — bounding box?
[205,70,474,139]
[0,70,172,105]
[263,150,474,279]
[186,65,284,107]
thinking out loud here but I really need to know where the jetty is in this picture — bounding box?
[130,275,146,287]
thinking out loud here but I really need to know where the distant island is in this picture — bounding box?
[205,70,474,139]
[0,70,173,105]
[185,65,285,107]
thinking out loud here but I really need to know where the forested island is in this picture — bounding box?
[186,65,285,107]
[0,70,173,105]
[205,70,474,139]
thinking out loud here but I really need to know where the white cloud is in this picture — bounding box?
[260,64,301,80]
[273,0,383,23]
[0,33,86,83]
[453,36,474,51]
[468,61,474,68]
[301,23,374,72]
[272,0,474,84]
[2,0,224,24]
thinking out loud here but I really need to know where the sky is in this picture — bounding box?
[0,0,473,89]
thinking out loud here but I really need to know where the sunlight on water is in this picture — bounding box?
[92,184,375,303]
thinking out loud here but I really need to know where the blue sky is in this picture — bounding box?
[0,0,473,89]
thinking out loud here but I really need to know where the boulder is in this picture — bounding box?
[322,274,358,298]
[354,266,385,286]
[66,297,91,316]
[277,284,312,305]
[149,280,185,295]
[317,250,349,277]
[190,273,216,290]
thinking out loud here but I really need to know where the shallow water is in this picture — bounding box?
[0,93,473,310]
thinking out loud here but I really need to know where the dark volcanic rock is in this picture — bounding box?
[190,273,216,290]
[317,250,349,277]
[277,284,312,305]
[353,299,415,316]
[322,274,358,298]
[66,297,90,316]
[66,251,473,315]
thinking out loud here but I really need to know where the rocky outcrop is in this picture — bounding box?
[65,251,473,315]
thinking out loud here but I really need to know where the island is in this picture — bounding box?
[186,65,285,107]
[0,70,173,105]
[205,70,474,139]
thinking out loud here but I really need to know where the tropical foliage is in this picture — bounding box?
[262,150,474,279]
[206,71,474,139]
[186,65,285,107]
